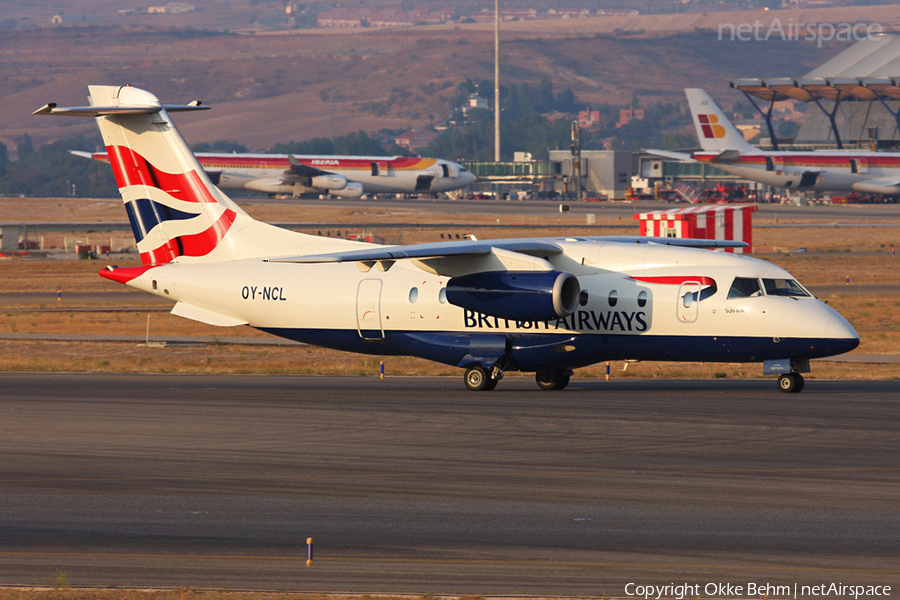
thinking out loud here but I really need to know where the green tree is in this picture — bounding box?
[0,134,118,197]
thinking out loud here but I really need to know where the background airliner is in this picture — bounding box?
[39,85,859,393]
[73,150,477,198]
[649,88,900,196]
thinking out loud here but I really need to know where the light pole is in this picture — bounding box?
[494,0,500,163]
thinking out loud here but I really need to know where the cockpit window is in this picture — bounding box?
[727,277,763,299]
[762,279,810,297]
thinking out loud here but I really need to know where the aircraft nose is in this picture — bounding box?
[824,315,860,354]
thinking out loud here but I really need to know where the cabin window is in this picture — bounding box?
[438,288,447,304]
[409,287,419,303]
[579,291,589,306]
[727,277,763,299]
[637,290,648,308]
[762,279,810,297]
[608,290,618,307]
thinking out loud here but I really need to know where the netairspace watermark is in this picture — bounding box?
[718,18,883,47]
[625,582,893,600]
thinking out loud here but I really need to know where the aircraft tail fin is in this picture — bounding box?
[685,88,760,154]
[35,85,311,265]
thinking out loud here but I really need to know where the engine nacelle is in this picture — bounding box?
[311,173,348,190]
[446,271,580,322]
[243,177,296,195]
[330,182,364,198]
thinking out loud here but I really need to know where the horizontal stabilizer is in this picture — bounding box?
[33,103,209,117]
[644,149,695,162]
[710,149,741,164]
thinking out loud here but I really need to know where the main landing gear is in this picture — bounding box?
[535,369,571,391]
[463,365,573,391]
[778,372,805,393]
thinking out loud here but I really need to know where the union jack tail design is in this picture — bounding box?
[87,85,247,265]
[34,85,354,265]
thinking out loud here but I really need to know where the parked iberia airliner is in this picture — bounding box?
[649,88,900,196]
[73,150,477,197]
[36,85,859,392]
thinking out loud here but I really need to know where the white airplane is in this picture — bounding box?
[36,85,859,393]
[649,88,900,196]
[72,150,477,198]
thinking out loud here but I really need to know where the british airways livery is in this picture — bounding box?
[36,85,859,393]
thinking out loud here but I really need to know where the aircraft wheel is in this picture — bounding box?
[778,373,804,393]
[464,365,494,391]
[535,370,571,391]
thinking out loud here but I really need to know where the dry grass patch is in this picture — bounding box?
[0,310,270,339]
[0,590,447,600]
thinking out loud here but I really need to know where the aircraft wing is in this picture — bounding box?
[644,149,696,162]
[586,236,748,248]
[269,236,747,277]
[270,239,565,264]
[283,154,331,180]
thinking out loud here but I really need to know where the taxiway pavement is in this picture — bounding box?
[0,374,897,594]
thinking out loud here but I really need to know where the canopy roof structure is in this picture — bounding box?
[730,34,900,149]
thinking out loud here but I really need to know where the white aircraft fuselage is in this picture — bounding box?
[106,241,857,373]
[694,150,900,195]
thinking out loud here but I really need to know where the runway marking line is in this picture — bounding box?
[2,466,899,484]
[0,552,897,574]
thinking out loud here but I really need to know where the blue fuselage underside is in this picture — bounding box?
[257,327,859,372]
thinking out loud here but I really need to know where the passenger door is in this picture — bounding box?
[356,279,384,340]
[677,282,701,323]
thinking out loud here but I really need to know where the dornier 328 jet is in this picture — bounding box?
[35,85,859,393]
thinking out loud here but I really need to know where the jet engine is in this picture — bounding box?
[243,177,295,195]
[330,182,364,198]
[310,174,348,190]
[446,271,580,322]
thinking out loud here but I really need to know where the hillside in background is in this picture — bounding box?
[3,5,898,153]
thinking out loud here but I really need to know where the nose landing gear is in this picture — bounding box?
[778,372,805,393]
[463,364,501,391]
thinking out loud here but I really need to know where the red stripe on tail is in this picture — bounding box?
[106,145,217,204]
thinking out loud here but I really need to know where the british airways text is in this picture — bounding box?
[464,309,649,332]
